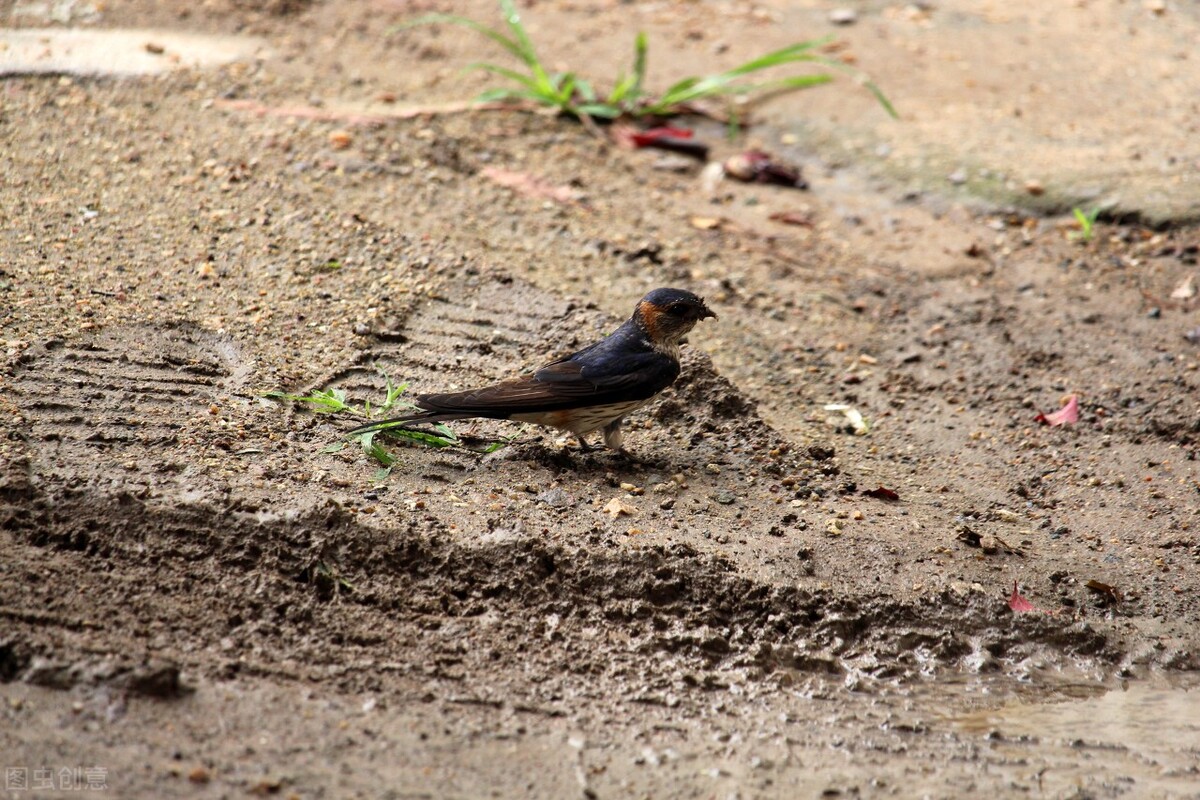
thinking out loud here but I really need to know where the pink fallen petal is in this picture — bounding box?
[214,98,390,126]
[214,98,525,125]
[1036,394,1079,426]
[481,167,584,206]
[1008,581,1037,613]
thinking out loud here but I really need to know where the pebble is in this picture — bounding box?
[536,488,572,507]
[713,490,736,505]
[829,8,858,24]
[947,168,967,185]
[651,155,695,173]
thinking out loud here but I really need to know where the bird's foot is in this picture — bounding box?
[611,447,652,465]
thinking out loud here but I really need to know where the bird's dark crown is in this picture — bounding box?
[632,288,717,347]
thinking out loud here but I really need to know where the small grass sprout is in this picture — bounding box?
[1069,206,1100,243]
[394,0,895,124]
[266,367,513,477]
[265,369,459,471]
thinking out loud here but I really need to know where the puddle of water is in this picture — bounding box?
[951,679,1200,796]
[0,28,267,78]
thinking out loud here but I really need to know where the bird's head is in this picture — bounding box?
[633,288,717,349]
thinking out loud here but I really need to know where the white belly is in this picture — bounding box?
[510,399,650,435]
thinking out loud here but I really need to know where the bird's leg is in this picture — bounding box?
[602,418,625,450]
[575,433,594,452]
[603,417,649,462]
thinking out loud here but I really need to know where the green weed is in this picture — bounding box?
[1069,206,1100,242]
[395,0,895,123]
[266,368,513,476]
[309,560,356,595]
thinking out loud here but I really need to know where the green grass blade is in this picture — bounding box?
[381,427,457,448]
[359,431,397,466]
[802,53,898,118]
[384,385,408,411]
[393,13,529,66]
[263,389,352,414]
[655,37,837,109]
[575,77,596,103]
[555,73,577,105]
[575,103,622,118]
[607,72,635,104]
[432,423,459,442]
[659,75,701,102]
[632,31,647,102]
[861,77,898,119]
[465,61,542,92]
[475,87,553,104]
[609,32,647,107]
[725,74,835,97]
[717,37,833,78]
[660,62,816,106]
[499,0,548,78]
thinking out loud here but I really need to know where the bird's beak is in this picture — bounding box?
[701,306,718,321]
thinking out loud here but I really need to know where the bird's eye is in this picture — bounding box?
[667,303,687,316]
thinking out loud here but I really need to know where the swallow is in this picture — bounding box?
[347,288,717,452]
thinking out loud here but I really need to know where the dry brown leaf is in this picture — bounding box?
[1170,274,1196,300]
[603,497,637,519]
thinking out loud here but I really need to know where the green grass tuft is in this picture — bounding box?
[393,0,895,123]
[266,367,517,473]
[1069,206,1100,242]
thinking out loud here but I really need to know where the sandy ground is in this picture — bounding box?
[2,1,1200,797]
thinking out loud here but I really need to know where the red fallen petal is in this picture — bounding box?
[631,126,694,146]
[1038,394,1080,426]
[1008,581,1037,613]
[612,125,695,148]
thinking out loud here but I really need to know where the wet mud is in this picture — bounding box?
[2,0,1199,797]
